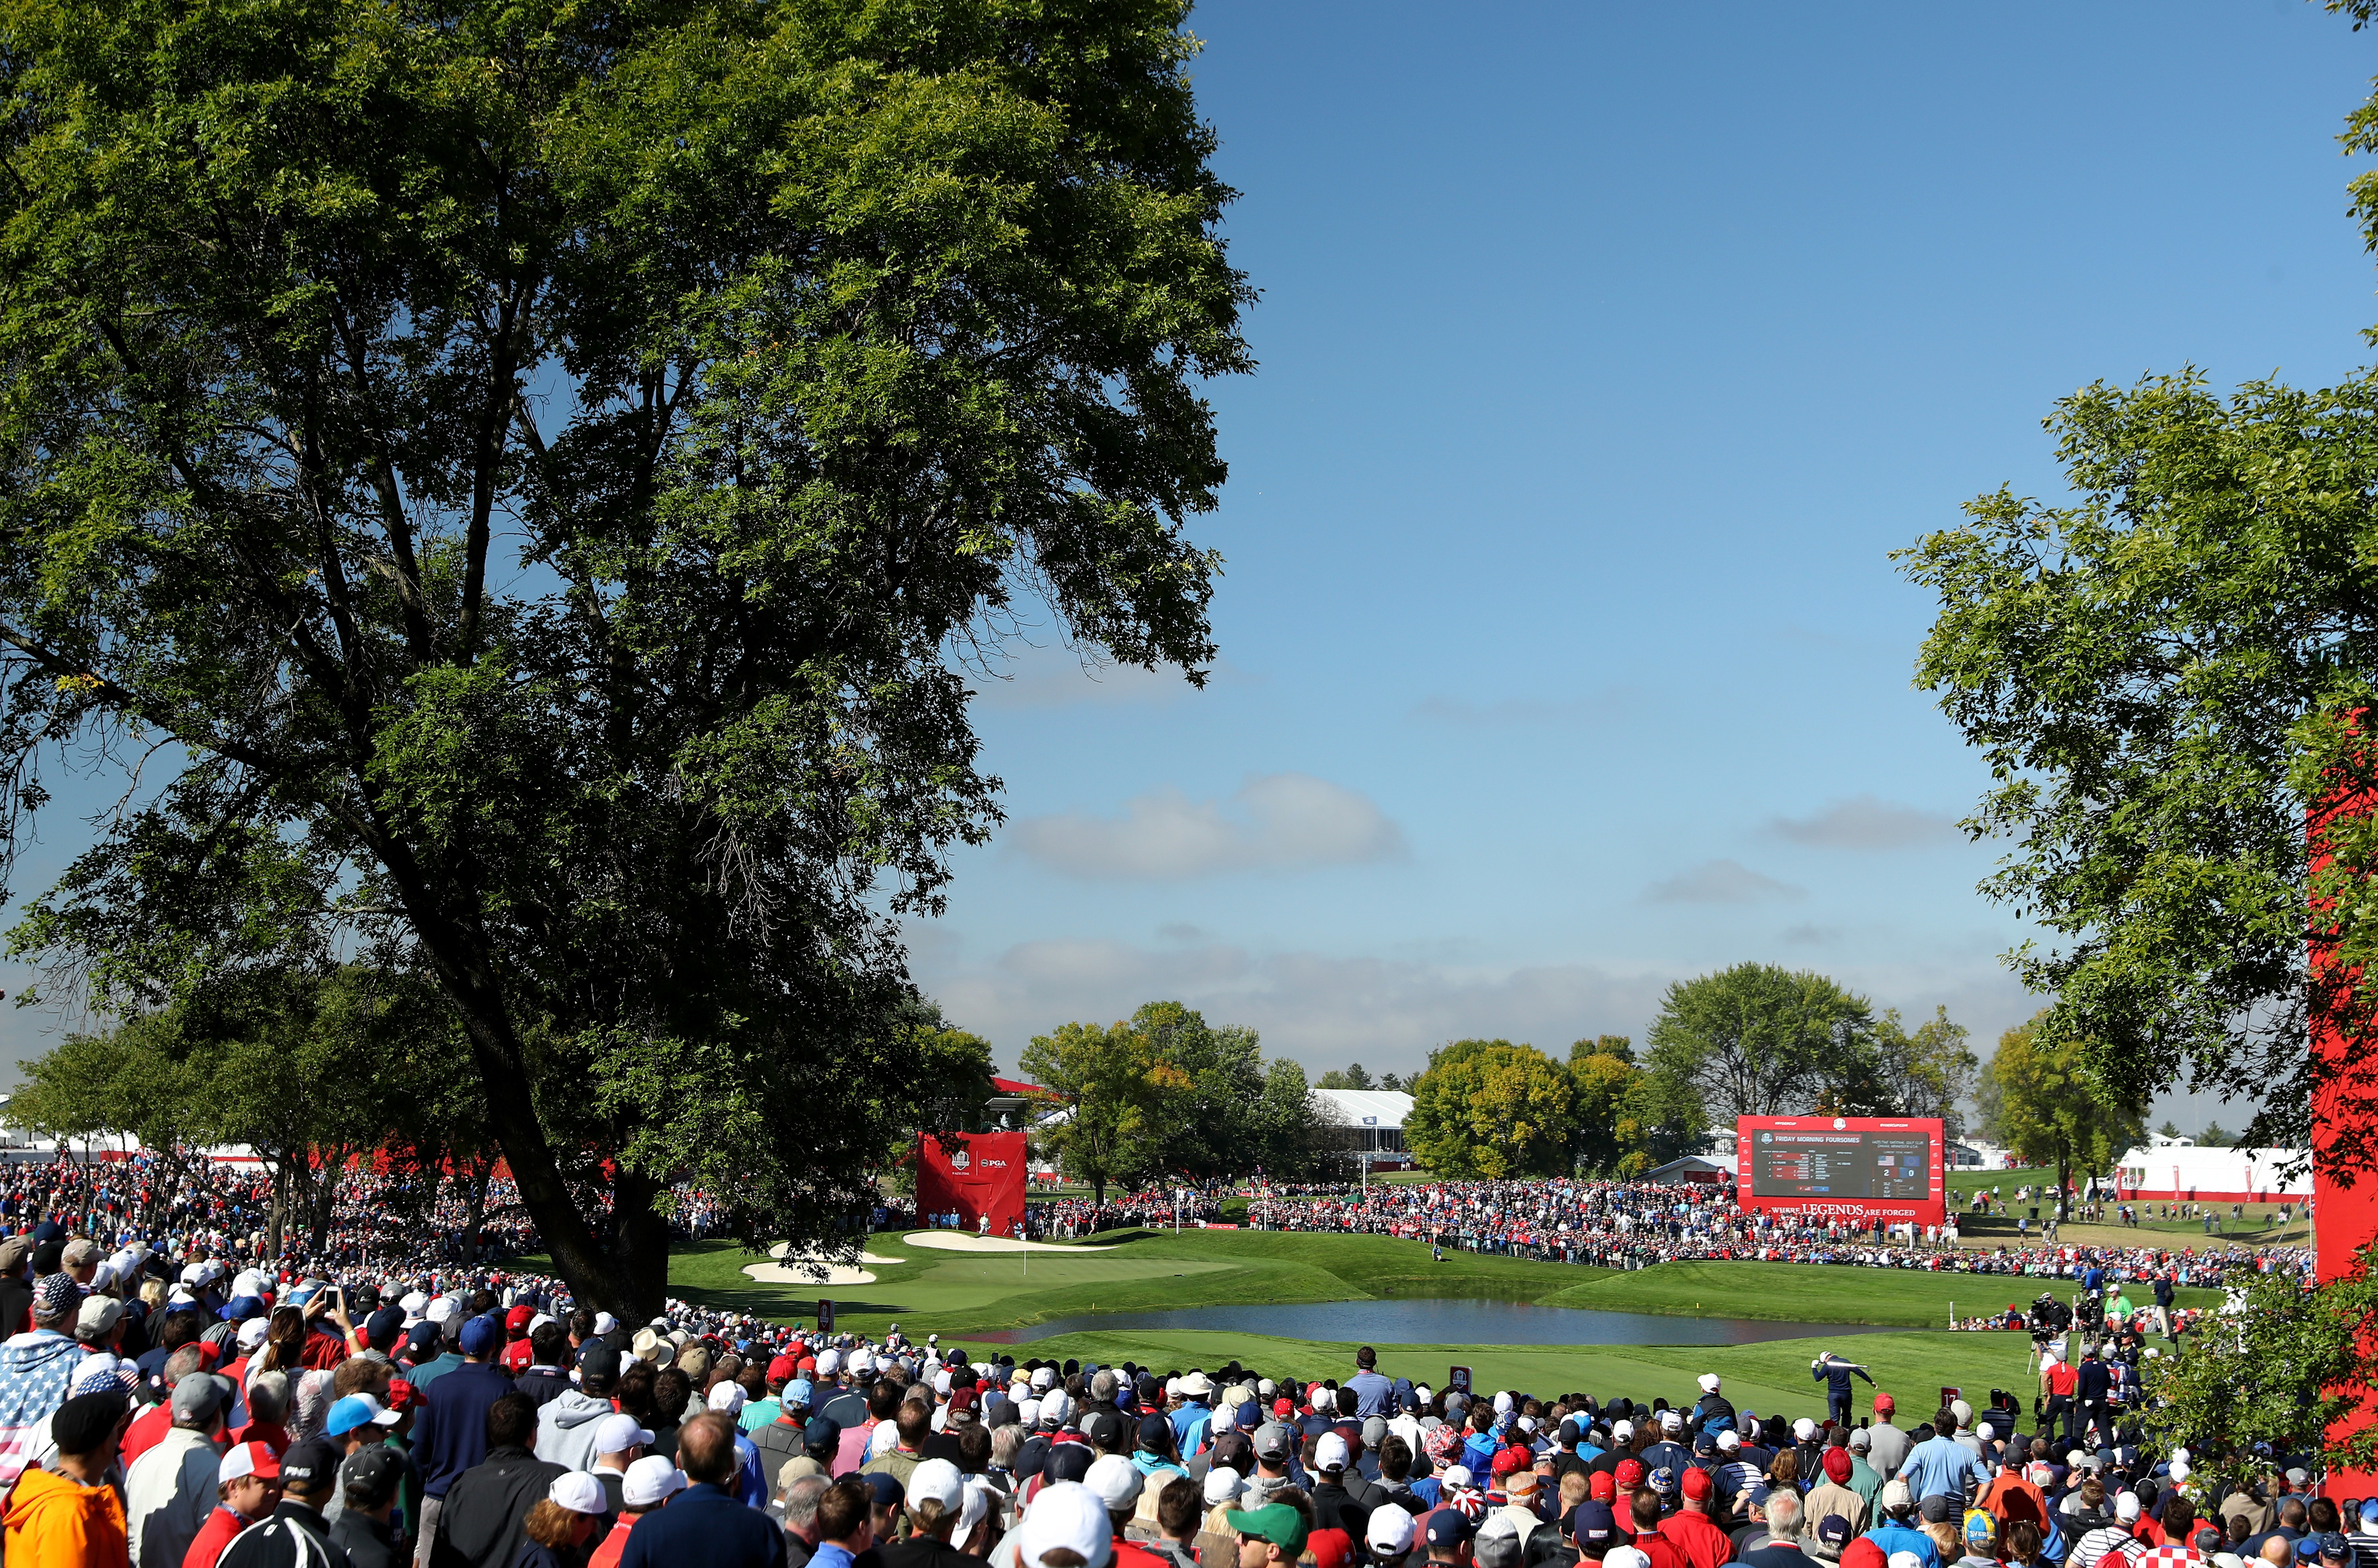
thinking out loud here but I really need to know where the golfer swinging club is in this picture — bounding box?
[1811,1348,1876,1425]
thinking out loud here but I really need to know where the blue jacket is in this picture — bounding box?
[417,1360,510,1498]
[618,1482,786,1568]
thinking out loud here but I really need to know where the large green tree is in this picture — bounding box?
[1979,1014,2146,1205]
[1643,963,1876,1124]
[1017,1018,1189,1204]
[1404,1039,1577,1177]
[0,0,1249,1313]
[1130,1000,1266,1183]
[1870,1006,1979,1143]
[1567,1035,1650,1175]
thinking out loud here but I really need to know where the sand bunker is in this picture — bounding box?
[741,1242,901,1287]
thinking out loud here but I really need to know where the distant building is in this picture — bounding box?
[1311,1088,1414,1172]
[1647,1154,1731,1185]
[2112,1143,2310,1202]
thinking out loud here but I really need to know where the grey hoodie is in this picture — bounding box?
[533,1388,613,1471]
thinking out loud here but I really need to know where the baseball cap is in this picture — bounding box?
[171,1373,232,1424]
[1018,1481,1115,1568]
[2321,1535,2353,1563]
[1873,1393,1894,1414]
[1229,1502,1311,1556]
[552,1470,606,1514]
[325,1394,402,1438]
[624,1454,685,1508]
[1253,1422,1292,1462]
[1919,1494,1960,1524]
[866,1471,907,1509]
[341,1445,404,1508]
[1650,1466,1678,1496]
[1085,1453,1141,1513]
[1818,1516,1853,1548]
[910,1457,966,1513]
[279,1440,339,1491]
[594,1413,655,1455]
[1369,1503,1417,1556]
[1570,1500,1617,1548]
[219,1440,282,1485]
[458,1315,504,1357]
[1316,1432,1351,1473]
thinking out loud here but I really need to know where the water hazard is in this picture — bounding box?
[966,1298,1906,1347]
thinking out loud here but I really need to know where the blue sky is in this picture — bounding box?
[909,0,2378,1127]
[4,1,2371,1134]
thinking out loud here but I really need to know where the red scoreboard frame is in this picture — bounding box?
[1734,1115,1947,1228]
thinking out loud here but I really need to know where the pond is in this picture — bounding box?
[965,1298,1906,1347]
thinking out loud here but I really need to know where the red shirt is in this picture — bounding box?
[180,1505,251,1568]
[121,1401,173,1468]
[2048,1363,2079,1397]
[1637,1529,1692,1568]
[589,1516,637,1568]
[1660,1508,1737,1568]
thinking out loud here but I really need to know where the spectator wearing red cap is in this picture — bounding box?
[1661,1467,1735,1568]
[745,1357,797,1434]
[1806,1449,1869,1545]
[184,1442,282,1568]
[1863,1400,1908,1485]
[500,1306,538,1376]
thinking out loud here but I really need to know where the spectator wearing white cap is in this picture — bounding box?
[588,1454,684,1568]
[880,1457,983,1568]
[516,1471,608,1568]
[1017,1481,1115,1568]
[590,1411,654,1521]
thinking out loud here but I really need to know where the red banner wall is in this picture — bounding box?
[914,1131,1029,1238]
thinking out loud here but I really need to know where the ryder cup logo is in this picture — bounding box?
[950,1148,971,1171]
[1833,1118,1847,1130]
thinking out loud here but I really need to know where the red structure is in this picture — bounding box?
[1734,1116,1946,1228]
[2312,752,2378,1499]
[913,1130,1029,1238]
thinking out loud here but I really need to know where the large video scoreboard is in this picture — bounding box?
[1734,1116,1946,1227]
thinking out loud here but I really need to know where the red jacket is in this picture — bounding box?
[1661,1508,1737,1568]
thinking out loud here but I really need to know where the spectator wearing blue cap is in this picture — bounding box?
[754,1378,817,1487]
[413,1312,511,1562]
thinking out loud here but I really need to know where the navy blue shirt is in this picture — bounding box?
[415,1360,510,1498]
[619,1482,786,1568]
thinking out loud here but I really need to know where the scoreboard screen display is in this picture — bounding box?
[1734,1116,1946,1226]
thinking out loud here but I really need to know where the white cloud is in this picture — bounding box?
[913,933,1674,1073]
[1641,859,1804,905]
[1767,795,1960,850]
[1008,773,1407,881]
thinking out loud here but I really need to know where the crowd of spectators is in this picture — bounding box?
[0,1150,2328,1568]
[1244,1182,2307,1293]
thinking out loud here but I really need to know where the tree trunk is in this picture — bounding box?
[461,1159,492,1264]
[266,1158,289,1259]
[307,1151,344,1254]
[403,902,628,1312]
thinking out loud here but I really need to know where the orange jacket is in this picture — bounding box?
[4,1466,130,1568]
